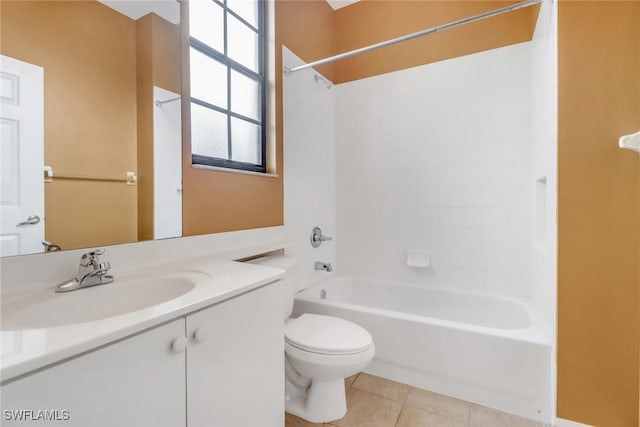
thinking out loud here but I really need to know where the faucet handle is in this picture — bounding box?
[311,227,333,248]
[95,262,111,275]
[80,249,106,267]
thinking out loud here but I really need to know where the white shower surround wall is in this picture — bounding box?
[530,0,558,353]
[335,42,534,296]
[283,47,337,292]
[529,0,558,420]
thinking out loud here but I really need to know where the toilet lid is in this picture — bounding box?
[285,313,373,355]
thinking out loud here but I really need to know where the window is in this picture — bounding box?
[189,0,266,173]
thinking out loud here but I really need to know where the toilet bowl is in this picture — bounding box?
[248,255,375,423]
[284,313,374,422]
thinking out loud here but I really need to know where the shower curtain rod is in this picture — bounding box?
[283,0,542,75]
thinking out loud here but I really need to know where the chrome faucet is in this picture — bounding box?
[55,249,114,292]
[314,261,333,272]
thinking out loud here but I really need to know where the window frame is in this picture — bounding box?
[189,0,267,174]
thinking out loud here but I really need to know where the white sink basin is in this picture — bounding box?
[2,276,197,330]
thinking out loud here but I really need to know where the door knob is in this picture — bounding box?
[16,215,40,227]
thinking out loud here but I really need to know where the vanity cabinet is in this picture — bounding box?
[1,281,284,427]
[1,318,187,426]
[186,281,285,427]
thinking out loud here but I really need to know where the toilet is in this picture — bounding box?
[249,255,375,423]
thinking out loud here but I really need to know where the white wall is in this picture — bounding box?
[530,0,558,342]
[529,0,558,420]
[282,47,336,292]
[335,43,534,296]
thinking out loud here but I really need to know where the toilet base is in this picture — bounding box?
[285,377,347,423]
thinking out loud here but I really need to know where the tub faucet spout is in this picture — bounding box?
[314,261,333,272]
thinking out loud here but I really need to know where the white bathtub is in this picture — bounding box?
[292,276,553,424]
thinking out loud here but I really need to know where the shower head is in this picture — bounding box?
[314,74,333,90]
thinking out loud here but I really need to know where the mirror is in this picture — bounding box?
[0,0,183,257]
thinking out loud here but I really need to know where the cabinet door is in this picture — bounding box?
[186,281,285,427]
[1,319,186,427]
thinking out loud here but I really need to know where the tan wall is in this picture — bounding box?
[150,14,182,95]
[137,14,154,242]
[276,0,337,81]
[45,181,137,249]
[183,0,536,236]
[333,0,538,83]
[557,2,640,426]
[136,14,181,241]
[182,2,304,236]
[1,1,138,250]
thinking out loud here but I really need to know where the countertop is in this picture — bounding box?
[0,257,285,383]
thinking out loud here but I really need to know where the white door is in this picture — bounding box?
[0,55,44,256]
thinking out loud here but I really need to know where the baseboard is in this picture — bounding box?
[555,418,593,427]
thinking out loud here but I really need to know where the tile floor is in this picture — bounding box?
[285,373,547,427]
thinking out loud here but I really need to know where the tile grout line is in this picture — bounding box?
[351,374,412,405]
[394,384,412,427]
[348,379,408,427]
[402,388,470,425]
[401,385,411,406]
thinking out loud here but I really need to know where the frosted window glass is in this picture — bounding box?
[227,0,258,28]
[189,0,224,53]
[228,14,258,72]
[190,47,227,108]
[231,70,259,120]
[231,118,260,164]
[191,103,228,159]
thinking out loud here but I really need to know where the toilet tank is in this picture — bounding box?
[248,254,297,319]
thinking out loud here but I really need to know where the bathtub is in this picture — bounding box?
[292,276,553,424]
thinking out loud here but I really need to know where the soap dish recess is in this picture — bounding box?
[407,250,430,268]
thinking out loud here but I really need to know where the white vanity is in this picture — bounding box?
[1,256,286,427]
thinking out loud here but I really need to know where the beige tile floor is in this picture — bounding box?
[285,373,547,427]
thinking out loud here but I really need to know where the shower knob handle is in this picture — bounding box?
[311,227,333,248]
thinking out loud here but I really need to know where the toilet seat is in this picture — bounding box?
[285,313,373,355]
